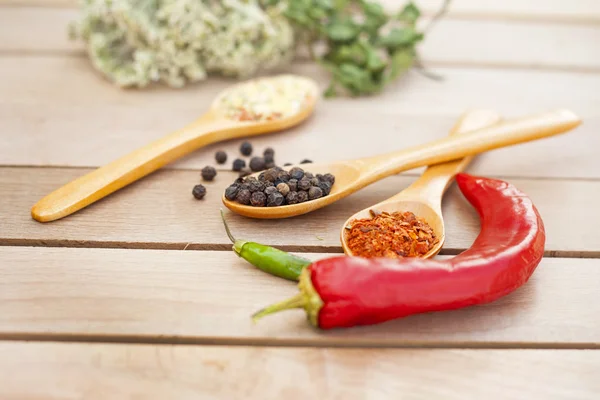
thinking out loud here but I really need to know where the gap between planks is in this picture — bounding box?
[4,164,600,183]
[0,239,598,260]
[0,334,599,350]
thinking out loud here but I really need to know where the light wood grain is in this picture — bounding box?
[4,0,600,24]
[1,57,598,179]
[2,168,599,256]
[0,6,81,53]
[3,6,600,70]
[1,343,599,400]
[1,246,599,346]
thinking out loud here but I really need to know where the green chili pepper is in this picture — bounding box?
[220,209,311,281]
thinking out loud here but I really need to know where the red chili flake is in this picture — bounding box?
[345,211,438,258]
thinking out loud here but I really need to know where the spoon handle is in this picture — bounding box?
[361,109,581,182]
[31,114,236,222]
[389,110,502,206]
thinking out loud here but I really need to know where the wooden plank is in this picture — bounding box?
[3,7,600,69]
[0,7,81,53]
[1,246,599,346]
[0,57,598,179]
[1,167,599,256]
[1,343,599,400]
[417,0,600,24]
[2,0,600,22]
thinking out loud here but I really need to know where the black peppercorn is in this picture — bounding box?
[289,167,304,180]
[323,173,335,185]
[264,152,275,163]
[283,163,292,167]
[277,182,290,196]
[309,177,319,186]
[215,151,227,164]
[298,177,311,191]
[297,190,309,203]
[247,178,265,193]
[240,141,253,156]
[232,158,246,171]
[264,186,278,196]
[318,181,332,196]
[264,147,275,158]
[235,189,251,205]
[264,181,274,187]
[263,168,279,182]
[304,172,314,179]
[277,170,290,182]
[300,159,312,164]
[249,157,266,172]
[250,191,267,207]
[192,184,207,200]
[286,191,299,204]
[201,166,217,181]
[224,184,239,200]
[267,192,284,207]
[265,161,276,169]
[308,186,323,200]
[287,179,298,192]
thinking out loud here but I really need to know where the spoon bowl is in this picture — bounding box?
[224,161,362,218]
[31,74,319,222]
[340,110,503,259]
[223,108,581,219]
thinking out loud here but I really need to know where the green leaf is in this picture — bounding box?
[387,49,414,82]
[362,1,386,20]
[309,7,328,20]
[397,2,421,25]
[379,28,423,49]
[335,63,380,95]
[326,21,359,42]
[315,0,334,10]
[366,48,386,72]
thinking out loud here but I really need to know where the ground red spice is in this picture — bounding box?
[345,210,438,258]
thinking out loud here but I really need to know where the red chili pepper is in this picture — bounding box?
[252,173,546,329]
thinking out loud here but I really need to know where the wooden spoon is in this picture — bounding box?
[340,109,502,259]
[223,108,581,219]
[31,74,320,222]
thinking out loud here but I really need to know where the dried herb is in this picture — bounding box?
[345,211,438,258]
[266,0,451,97]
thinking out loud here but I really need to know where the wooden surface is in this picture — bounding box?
[1,1,599,398]
[1,344,599,400]
[2,247,600,347]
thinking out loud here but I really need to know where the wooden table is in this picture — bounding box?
[1,1,600,398]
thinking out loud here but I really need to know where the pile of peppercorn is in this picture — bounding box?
[224,166,335,207]
[192,140,314,200]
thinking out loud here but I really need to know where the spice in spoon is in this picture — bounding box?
[345,210,438,258]
[217,75,315,122]
[224,166,335,207]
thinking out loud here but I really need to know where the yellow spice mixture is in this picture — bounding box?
[218,75,315,122]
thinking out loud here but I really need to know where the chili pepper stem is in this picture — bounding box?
[251,294,306,323]
[251,268,324,327]
[220,208,248,255]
